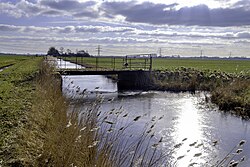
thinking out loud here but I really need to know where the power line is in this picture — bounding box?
[96,45,102,56]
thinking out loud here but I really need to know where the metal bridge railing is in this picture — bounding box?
[57,54,154,71]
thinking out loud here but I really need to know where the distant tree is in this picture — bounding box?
[66,49,72,55]
[59,47,64,55]
[47,47,59,56]
[76,50,90,57]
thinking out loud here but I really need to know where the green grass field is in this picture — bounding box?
[63,57,250,74]
[0,55,33,69]
[153,58,250,74]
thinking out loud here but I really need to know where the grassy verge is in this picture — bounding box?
[0,56,42,165]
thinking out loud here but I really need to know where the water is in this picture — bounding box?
[58,59,250,166]
[56,58,84,69]
[0,66,11,72]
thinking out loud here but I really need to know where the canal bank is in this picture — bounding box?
[0,57,42,166]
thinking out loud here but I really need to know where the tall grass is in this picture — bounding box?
[211,78,250,118]
[17,61,103,166]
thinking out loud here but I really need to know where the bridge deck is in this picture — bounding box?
[57,69,148,75]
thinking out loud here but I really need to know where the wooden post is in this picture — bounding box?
[149,55,152,71]
[81,56,83,69]
[96,57,98,71]
[76,56,77,69]
[129,58,131,70]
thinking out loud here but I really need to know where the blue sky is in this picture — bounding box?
[0,0,250,57]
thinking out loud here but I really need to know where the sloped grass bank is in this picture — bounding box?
[0,57,42,165]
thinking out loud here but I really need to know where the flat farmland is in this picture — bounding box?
[153,58,250,74]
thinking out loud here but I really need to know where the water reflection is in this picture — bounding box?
[173,97,205,166]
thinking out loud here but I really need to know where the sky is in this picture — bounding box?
[0,0,250,57]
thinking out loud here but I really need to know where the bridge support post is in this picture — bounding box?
[117,71,155,91]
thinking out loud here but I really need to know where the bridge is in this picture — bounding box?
[56,54,156,91]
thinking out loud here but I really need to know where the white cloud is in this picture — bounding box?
[0,0,250,57]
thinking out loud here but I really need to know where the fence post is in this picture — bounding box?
[76,56,77,69]
[129,58,131,70]
[81,56,83,69]
[149,55,152,71]
[96,57,98,71]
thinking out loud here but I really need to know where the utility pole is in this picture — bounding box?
[96,45,101,70]
[96,45,101,57]
[200,50,203,57]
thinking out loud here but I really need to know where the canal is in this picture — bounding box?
[57,59,250,166]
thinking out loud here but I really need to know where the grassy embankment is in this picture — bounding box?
[64,57,250,118]
[0,56,42,165]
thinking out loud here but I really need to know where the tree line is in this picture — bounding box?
[47,47,91,57]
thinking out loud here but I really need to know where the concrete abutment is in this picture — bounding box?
[117,71,155,91]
